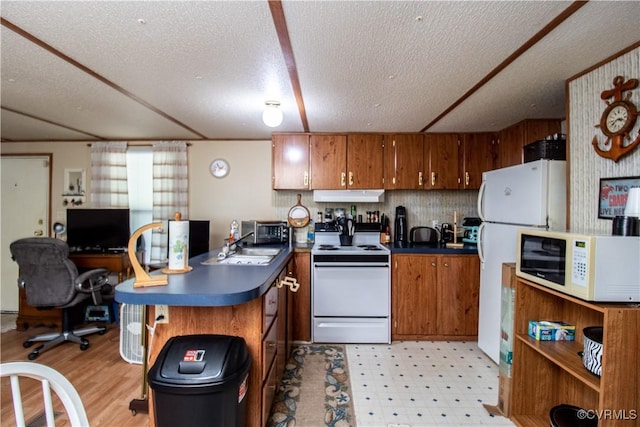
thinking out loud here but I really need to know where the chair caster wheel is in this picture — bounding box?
[28,350,39,360]
[80,340,89,351]
[23,341,34,348]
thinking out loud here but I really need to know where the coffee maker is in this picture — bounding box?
[394,206,407,245]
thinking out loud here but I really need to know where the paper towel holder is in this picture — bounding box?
[161,212,193,274]
[129,222,168,288]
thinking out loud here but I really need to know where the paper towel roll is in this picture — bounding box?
[168,220,189,270]
[625,187,640,216]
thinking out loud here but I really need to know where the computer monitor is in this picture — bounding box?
[66,208,130,252]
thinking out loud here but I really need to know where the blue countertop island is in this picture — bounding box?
[115,244,294,307]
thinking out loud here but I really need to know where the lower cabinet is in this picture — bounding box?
[392,254,479,340]
[147,262,295,427]
[290,251,311,342]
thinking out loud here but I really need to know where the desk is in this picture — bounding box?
[16,252,131,330]
[70,252,131,283]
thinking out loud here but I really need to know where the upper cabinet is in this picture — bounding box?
[425,133,459,190]
[272,133,310,190]
[309,134,347,189]
[273,127,533,191]
[460,133,497,189]
[345,134,385,189]
[384,134,424,190]
[496,119,562,169]
[309,134,384,190]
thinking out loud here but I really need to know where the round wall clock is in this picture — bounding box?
[592,75,640,162]
[599,100,637,137]
[209,158,230,178]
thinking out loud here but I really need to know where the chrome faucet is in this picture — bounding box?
[224,231,255,252]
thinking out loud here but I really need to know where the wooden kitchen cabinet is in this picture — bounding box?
[347,134,384,189]
[392,254,438,337]
[510,278,640,427]
[309,134,347,189]
[384,134,424,190]
[424,133,460,190]
[290,251,311,342]
[435,255,479,336]
[460,133,497,189]
[309,134,384,189]
[392,253,479,340]
[272,133,310,189]
[496,119,561,168]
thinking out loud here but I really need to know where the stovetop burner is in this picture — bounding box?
[357,244,383,251]
[318,244,339,250]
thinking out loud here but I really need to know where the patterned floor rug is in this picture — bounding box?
[267,344,356,427]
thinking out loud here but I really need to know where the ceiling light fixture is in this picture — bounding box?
[263,101,283,127]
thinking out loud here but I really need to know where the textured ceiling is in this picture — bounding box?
[1,1,639,142]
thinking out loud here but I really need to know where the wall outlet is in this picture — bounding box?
[432,220,439,229]
[155,305,169,324]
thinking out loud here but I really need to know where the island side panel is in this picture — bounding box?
[147,300,264,427]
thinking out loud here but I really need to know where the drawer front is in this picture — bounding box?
[262,320,277,379]
[263,284,278,332]
[262,355,278,426]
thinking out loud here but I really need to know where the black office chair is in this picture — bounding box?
[9,237,113,360]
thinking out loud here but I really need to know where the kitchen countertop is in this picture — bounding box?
[115,244,293,307]
[389,242,478,255]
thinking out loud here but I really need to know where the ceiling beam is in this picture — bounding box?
[420,0,589,133]
[1,17,208,139]
[268,0,310,132]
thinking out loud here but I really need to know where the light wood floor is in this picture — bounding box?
[1,323,149,426]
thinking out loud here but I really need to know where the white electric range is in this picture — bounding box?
[311,223,391,344]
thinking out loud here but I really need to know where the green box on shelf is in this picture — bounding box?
[528,320,575,341]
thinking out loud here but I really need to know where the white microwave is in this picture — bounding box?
[516,229,640,302]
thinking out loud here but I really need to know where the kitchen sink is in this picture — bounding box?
[216,254,275,265]
[235,247,282,256]
[202,247,282,266]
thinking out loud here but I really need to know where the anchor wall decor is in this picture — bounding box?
[592,75,640,162]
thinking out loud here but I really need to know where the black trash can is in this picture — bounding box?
[148,334,251,427]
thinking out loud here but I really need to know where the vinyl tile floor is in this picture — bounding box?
[346,341,515,426]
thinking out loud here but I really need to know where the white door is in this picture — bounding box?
[1,156,50,312]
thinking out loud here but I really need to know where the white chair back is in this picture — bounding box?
[0,362,89,427]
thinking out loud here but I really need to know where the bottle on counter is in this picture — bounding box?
[307,221,315,244]
[229,219,239,243]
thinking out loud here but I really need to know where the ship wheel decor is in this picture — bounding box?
[592,75,640,162]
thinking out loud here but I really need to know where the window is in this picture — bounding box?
[126,149,153,265]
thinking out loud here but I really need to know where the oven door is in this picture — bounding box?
[312,263,389,316]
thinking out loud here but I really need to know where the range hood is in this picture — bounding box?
[313,189,385,203]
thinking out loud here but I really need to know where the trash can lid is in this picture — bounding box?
[149,334,250,387]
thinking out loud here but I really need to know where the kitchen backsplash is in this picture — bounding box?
[273,190,478,231]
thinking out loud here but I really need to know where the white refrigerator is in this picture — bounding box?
[476,159,566,363]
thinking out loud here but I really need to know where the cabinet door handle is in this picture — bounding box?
[431,172,436,186]
[279,276,299,292]
[419,172,423,186]
[431,262,436,267]
[341,172,346,187]
[444,263,449,267]
[349,172,354,186]
[304,171,309,187]
[465,172,470,186]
